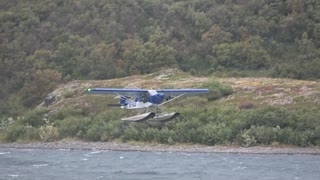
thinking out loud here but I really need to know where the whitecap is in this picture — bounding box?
[84,150,102,156]
[85,150,102,156]
[119,156,124,159]
[8,174,19,177]
[58,148,71,151]
[32,164,49,167]
[89,150,102,154]
[0,151,10,155]
[232,166,247,171]
[182,153,191,157]
[82,158,88,161]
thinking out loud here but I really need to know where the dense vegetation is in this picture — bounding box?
[1,0,320,116]
[1,96,320,147]
[1,0,319,146]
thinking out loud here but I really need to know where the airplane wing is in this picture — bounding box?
[156,89,209,106]
[156,89,209,97]
[86,88,148,97]
[86,88,208,96]
[86,88,208,107]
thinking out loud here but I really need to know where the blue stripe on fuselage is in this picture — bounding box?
[149,93,165,104]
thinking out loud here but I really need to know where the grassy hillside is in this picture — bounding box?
[1,70,319,147]
[37,69,320,112]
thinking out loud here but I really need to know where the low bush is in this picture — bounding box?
[39,125,60,142]
[4,124,40,142]
[23,126,41,141]
[19,108,49,127]
[174,118,202,143]
[277,128,313,147]
[51,107,86,121]
[243,126,280,145]
[4,124,25,142]
[200,123,232,145]
[104,120,123,139]
[239,130,257,147]
[85,119,122,142]
[86,123,107,141]
[121,125,141,142]
[56,116,91,138]
[201,80,234,101]
[246,106,294,128]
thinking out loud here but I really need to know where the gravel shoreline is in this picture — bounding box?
[1,140,320,154]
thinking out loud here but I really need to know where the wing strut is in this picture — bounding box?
[159,93,186,107]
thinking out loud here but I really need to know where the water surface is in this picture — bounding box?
[1,148,320,180]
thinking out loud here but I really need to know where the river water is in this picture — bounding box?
[1,148,320,180]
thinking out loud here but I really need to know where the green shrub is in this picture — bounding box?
[174,118,202,143]
[271,59,320,80]
[23,126,41,141]
[92,109,125,122]
[239,130,257,147]
[313,126,320,146]
[56,116,91,138]
[293,109,320,131]
[243,126,280,145]
[19,108,49,127]
[5,124,25,142]
[167,136,175,145]
[246,106,294,128]
[121,125,141,142]
[4,124,41,142]
[141,128,158,142]
[157,127,176,144]
[51,107,85,121]
[104,120,122,139]
[202,80,234,101]
[200,123,232,145]
[277,128,314,147]
[85,119,122,142]
[39,125,60,142]
[86,123,106,141]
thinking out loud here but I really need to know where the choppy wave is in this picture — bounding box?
[0,151,11,155]
[114,170,160,175]
[8,174,19,178]
[32,164,49,167]
[84,150,103,156]
[58,148,71,151]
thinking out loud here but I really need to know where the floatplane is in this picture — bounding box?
[86,88,209,122]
